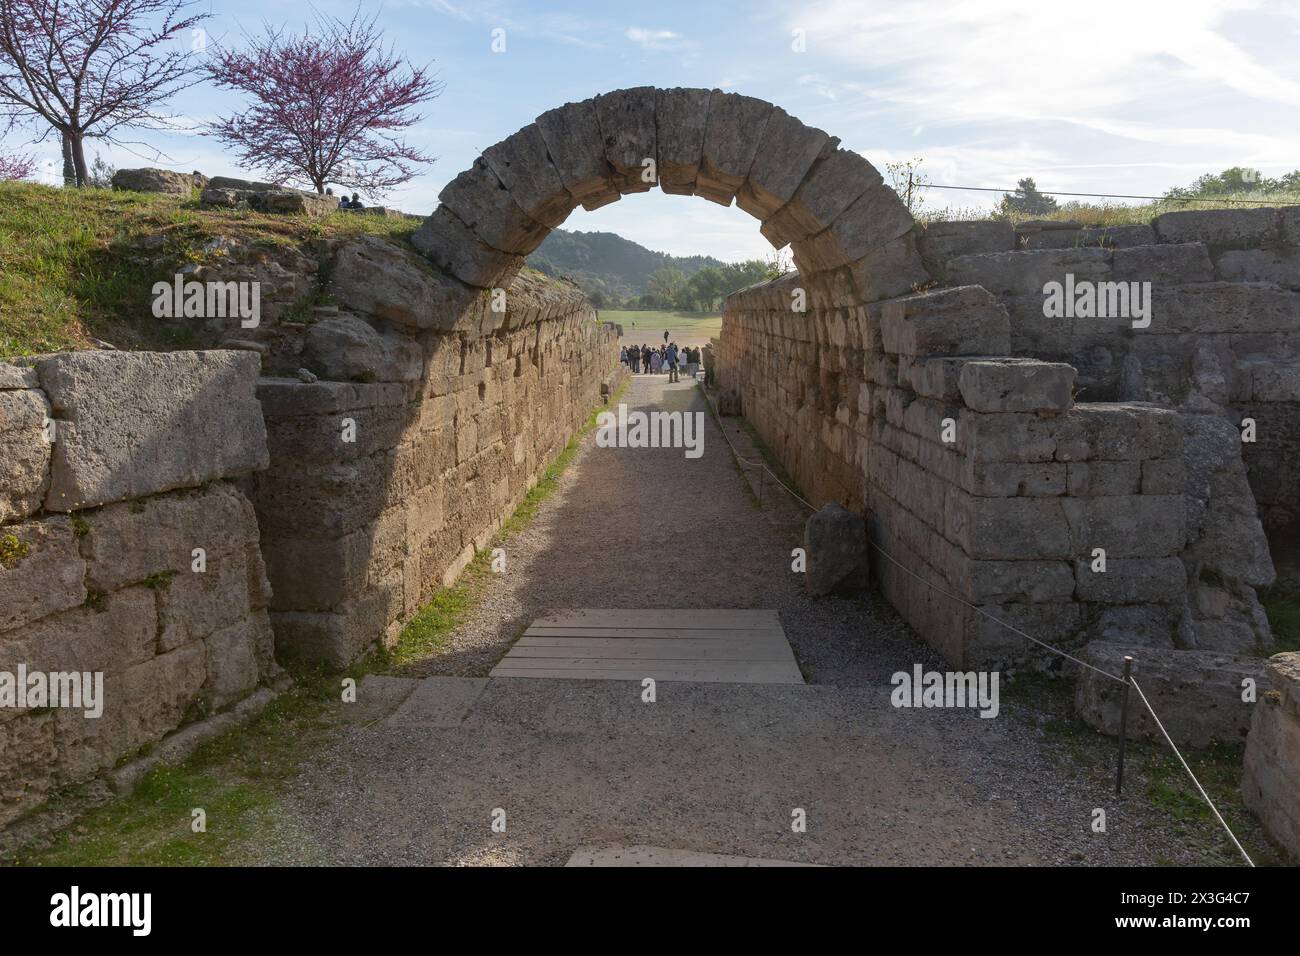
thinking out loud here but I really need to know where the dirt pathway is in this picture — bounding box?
[273,374,1250,866]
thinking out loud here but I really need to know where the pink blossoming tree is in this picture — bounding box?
[206,10,441,197]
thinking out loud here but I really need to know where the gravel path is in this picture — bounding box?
[274,374,1256,866]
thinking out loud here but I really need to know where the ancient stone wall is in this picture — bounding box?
[922,207,1300,531]
[0,351,278,829]
[1243,651,1300,862]
[718,276,1276,687]
[251,239,623,667]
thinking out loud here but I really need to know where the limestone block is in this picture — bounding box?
[1050,403,1182,462]
[798,184,915,273]
[261,522,393,613]
[949,494,1071,560]
[0,586,156,683]
[946,247,1111,296]
[203,619,262,710]
[962,600,1083,668]
[957,359,1076,413]
[803,503,868,595]
[0,362,38,389]
[959,412,1057,463]
[1216,248,1300,289]
[302,314,423,383]
[1250,363,1300,402]
[962,460,1066,496]
[1104,430,1177,494]
[0,710,58,826]
[918,220,1015,262]
[1153,208,1279,246]
[270,582,395,667]
[411,206,523,289]
[654,87,710,195]
[1244,285,1300,333]
[736,108,833,222]
[1074,556,1186,603]
[1023,224,1155,250]
[899,356,967,400]
[841,233,932,305]
[115,642,208,754]
[256,377,408,420]
[695,92,774,205]
[252,450,400,539]
[0,388,51,521]
[0,516,86,634]
[534,98,620,209]
[761,148,881,247]
[37,350,268,511]
[955,558,1075,604]
[111,167,204,195]
[156,556,253,652]
[1065,460,1142,496]
[481,123,576,228]
[1075,642,1265,746]
[330,236,480,331]
[1060,494,1185,557]
[879,286,1011,357]
[1111,242,1213,282]
[1243,652,1300,861]
[593,87,657,194]
[80,484,252,593]
[439,160,547,257]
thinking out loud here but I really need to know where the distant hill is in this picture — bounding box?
[527,228,726,303]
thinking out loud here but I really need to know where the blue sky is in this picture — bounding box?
[14,0,1300,261]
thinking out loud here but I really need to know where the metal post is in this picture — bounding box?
[906,170,914,213]
[1115,655,1134,796]
[757,465,764,506]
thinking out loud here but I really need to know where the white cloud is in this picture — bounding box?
[785,0,1300,131]
[626,27,691,51]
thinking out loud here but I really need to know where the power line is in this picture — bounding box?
[915,182,1290,206]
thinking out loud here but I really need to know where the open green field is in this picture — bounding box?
[600,309,722,348]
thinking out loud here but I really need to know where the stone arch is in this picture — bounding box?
[410,87,928,308]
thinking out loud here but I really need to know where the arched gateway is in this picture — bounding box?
[256,85,1278,715]
[413,86,926,310]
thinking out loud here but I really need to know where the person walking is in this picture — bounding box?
[666,342,679,383]
[650,349,663,374]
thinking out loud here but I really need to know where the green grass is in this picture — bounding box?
[602,309,721,343]
[11,382,627,866]
[1261,544,1300,654]
[998,671,1283,866]
[0,180,415,357]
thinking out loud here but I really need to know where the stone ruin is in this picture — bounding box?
[3,87,1298,859]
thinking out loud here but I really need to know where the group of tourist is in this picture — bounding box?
[324,187,366,209]
[620,342,702,383]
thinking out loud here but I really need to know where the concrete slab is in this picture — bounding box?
[565,844,821,867]
[385,676,489,728]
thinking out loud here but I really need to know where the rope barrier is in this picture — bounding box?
[1130,678,1255,867]
[702,383,1257,863]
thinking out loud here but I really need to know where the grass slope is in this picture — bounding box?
[0,181,413,357]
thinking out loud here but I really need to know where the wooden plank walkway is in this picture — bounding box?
[490,609,804,684]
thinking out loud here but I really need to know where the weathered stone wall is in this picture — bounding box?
[251,240,623,667]
[1243,652,1300,861]
[922,207,1300,531]
[718,278,1275,678]
[0,351,278,829]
